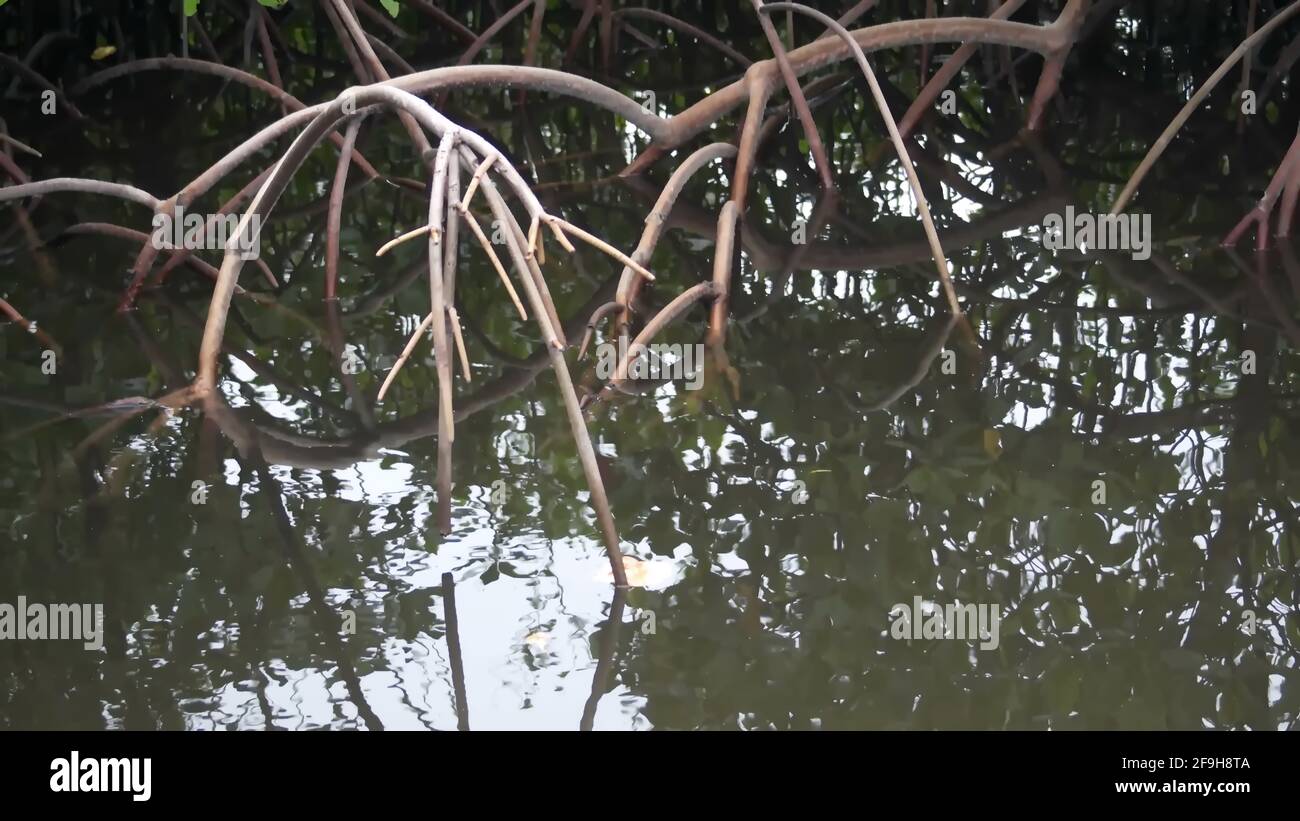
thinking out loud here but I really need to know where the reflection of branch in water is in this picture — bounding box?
[637,183,1069,274]
[160,293,358,425]
[441,572,470,731]
[193,272,624,471]
[323,300,377,431]
[249,449,384,731]
[580,586,626,732]
[844,314,958,412]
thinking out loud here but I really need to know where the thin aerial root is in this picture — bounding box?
[549,217,655,280]
[764,2,960,316]
[427,129,459,535]
[499,212,566,350]
[376,223,436,257]
[443,153,461,301]
[544,218,577,252]
[0,133,41,157]
[707,202,740,345]
[610,283,717,390]
[750,0,838,194]
[459,205,528,320]
[899,0,1029,139]
[0,297,63,356]
[476,177,628,587]
[1224,127,1300,248]
[1111,0,1300,215]
[460,151,498,210]
[325,116,365,301]
[526,214,542,263]
[579,300,627,360]
[615,142,739,334]
[447,306,472,381]
[377,311,436,402]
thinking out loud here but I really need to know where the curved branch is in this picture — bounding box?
[451,0,534,69]
[614,142,738,331]
[325,115,365,300]
[646,15,1073,156]
[73,57,380,187]
[0,177,161,210]
[898,0,1029,139]
[610,282,717,389]
[190,87,629,586]
[176,64,668,207]
[766,2,961,315]
[751,0,837,194]
[1111,0,1300,214]
[0,52,85,119]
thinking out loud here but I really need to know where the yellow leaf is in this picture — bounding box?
[983,428,1003,459]
[594,555,676,588]
[90,45,117,61]
[524,631,551,651]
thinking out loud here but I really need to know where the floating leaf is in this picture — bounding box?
[90,45,117,61]
[594,555,677,589]
[524,631,551,651]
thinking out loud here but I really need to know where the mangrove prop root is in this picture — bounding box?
[766,2,961,316]
[1112,0,1300,216]
[0,4,1138,591]
[1224,127,1300,249]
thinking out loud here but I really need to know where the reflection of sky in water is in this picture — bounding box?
[192,449,678,729]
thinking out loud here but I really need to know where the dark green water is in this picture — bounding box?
[1,0,1299,729]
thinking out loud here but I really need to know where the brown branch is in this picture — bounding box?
[612,282,717,389]
[57,222,240,290]
[564,0,601,66]
[326,0,434,166]
[0,177,161,210]
[428,131,458,534]
[253,2,288,117]
[1112,0,1300,215]
[405,0,477,42]
[1224,127,1300,249]
[899,0,1029,140]
[751,0,837,195]
[636,13,1076,166]
[0,52,85,119]
[1026,0,1089,131]
[766,2,961,315]
[707,201,741,346]
[326,115,366,300]
[0,297,63,356]
[614,142,738,334]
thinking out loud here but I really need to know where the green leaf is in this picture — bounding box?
[184,0,200,16]
[257,0,288,8]
[380,0,400,16]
